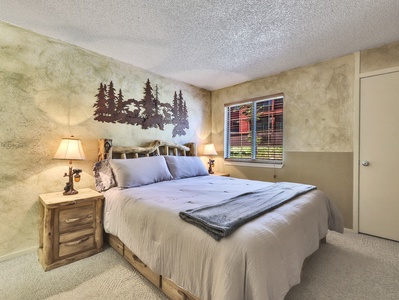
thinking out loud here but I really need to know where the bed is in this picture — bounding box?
[94,139,344,300]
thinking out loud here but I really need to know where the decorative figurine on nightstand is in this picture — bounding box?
[63,168,83,195]
[53,136,86,195]
[203,143,218,174]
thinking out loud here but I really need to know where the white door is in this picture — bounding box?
[359,71,399,241]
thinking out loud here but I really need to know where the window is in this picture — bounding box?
[224,94,283,164]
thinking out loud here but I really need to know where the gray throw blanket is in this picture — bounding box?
[179,182,316,240]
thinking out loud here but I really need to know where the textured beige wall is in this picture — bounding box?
[0,22,211,258]
[211,55,355,227]
[360,41,399,73]
[211,55,354,152]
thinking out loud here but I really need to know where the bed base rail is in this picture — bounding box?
[106,232,326,300]
[105,233,200,300]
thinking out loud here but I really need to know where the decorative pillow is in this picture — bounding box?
[109,156,173,188]
[164,156,209,179]
[93,159,116,192]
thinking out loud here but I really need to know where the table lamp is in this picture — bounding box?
[203,143,217,174]
[53,137,86,195]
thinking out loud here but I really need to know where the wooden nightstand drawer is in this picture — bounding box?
[59,227,94,244]
[59,204,94,232]
[162,276,199,300]
[124,247,161,288]
[59,235,95,257]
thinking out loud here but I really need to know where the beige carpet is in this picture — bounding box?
[0,246,167,300]
[0,229,398,300]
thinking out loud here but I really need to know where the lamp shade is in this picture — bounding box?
[203,143,217,156]
[53,137,86,160]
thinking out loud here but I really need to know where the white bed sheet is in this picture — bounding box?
[103,176,343,300]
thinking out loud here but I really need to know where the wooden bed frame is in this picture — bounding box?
[97,139,326,300]
[99,139,200,300]
[106,233,199,300]
[105,232,326,300]
[98,139,196,160]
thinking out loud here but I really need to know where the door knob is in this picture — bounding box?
[361,160,370,166]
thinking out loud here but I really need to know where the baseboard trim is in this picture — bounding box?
[0,246,37,262]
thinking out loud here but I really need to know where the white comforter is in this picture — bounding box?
[103,176,343,300]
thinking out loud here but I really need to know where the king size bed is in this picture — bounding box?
[94,139,344,300]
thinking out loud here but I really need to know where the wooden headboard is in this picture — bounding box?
[97,139,196,161]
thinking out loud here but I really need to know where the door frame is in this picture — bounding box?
[353,52,399,232]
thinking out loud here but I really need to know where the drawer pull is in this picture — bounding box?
[132,254,147,268]
[64,236,90,246]
[65,214,92,224]
[60,201,77,206]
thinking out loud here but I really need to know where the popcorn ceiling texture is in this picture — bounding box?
[1,1,399,90]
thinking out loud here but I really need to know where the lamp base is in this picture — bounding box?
[208,158,215,174]
[63,188,78,196]
[63,179,78,196]
[62,164,80,196]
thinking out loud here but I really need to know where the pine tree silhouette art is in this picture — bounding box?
[93,79,189,136]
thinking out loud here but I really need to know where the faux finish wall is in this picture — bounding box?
[211,55,355,228]
[0,22,211,259]
[360,41,399,73]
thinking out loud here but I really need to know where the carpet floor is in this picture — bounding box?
[0,229,398,300]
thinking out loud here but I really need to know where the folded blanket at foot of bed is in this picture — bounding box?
[179,182,316,240]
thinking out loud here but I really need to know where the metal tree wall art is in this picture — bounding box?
[93,79,189,137]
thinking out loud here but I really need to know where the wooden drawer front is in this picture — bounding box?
[59,227,94,244]
[59,234,95,257]
[162,277,200,300]
[59,204,94,232]
[124,247,161,288]
[106,234,124,256]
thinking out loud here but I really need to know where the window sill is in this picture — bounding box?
[224,160,284,168]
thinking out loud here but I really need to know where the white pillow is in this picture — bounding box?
[109,156,172,188]
[164,156,209,179]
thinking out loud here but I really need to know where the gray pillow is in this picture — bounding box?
[93,159,116,192]
[109,156,172,188]
[164,156,209,179]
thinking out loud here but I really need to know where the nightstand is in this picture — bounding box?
[38,188,104,271]
[211,172,230,177]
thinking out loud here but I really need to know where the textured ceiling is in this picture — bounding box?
[1,1,399,91]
